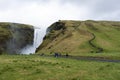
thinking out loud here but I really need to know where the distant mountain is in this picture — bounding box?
[36,20,120,55]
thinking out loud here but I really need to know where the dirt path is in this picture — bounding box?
[66,55,120,63]
[39,54,120,63]
[89,33,103,53]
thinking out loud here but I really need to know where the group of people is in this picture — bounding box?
[39,52,69,58]
[54,53,69,57]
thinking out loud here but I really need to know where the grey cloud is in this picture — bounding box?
[93,0,120,13]
[59,0,120,17]
[85,0,120,20]
[0,0,50,11]
[0,0,120,27]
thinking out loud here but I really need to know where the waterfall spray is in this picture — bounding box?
[20,27,45,54]
[6,23,22,54]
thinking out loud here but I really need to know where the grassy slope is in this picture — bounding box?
[0,55,120,80]
[37,20,120,58]
[84,21,120,52]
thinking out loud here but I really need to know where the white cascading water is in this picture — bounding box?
[20,27,46,54]
[34,28,42,49]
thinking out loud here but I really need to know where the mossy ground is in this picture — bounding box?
[0,55,120,80]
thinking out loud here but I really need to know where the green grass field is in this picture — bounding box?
[0,55,120,80]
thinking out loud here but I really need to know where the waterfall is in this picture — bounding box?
[20,27,44,54]
[34,28,42,49]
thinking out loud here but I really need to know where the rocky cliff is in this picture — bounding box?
[0,22,34,54]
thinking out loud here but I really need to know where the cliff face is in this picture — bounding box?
[36,20,120,55]
[0,22,34,54]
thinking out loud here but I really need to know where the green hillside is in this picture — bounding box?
[36,20,120,56]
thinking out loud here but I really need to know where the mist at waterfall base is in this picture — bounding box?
[20,27,46,54]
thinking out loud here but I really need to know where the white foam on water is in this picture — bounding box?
[20,27,46,54]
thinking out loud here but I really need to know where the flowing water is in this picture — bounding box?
[20,27,46,54]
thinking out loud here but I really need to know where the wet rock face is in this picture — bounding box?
[46,22,65,34]
[49,22,65,30]
[43,22,65,40]
[0,22,34,54]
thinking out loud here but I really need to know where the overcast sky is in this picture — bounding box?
[0,0,120,28]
